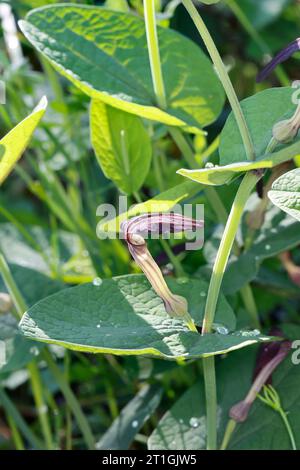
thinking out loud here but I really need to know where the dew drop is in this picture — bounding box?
[96,324,101,328]
[177,277,189,285]
[265,244,271,251]
[189,417,200,428]
[93,277,102,287]
[200,291,206,297]
[215,325,229,335]
[132,420,139,428]
[30,346,39,356]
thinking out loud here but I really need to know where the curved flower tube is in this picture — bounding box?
[121,213,203,332]
[257,38,300,82]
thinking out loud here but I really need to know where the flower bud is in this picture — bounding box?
[272,104,300,144]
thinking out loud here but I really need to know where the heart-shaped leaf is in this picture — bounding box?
[177,140,300,186]
[19,275,273,360]
[219,87,298,166]
[19,5,224,130]
[0,96,47,185]
[268,168,300,222]
[90,100,152,195]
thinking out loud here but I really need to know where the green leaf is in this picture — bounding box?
[90,100,152,195]
[19,5,224,130]
[148,347,257,449]
[239,0,291,30]
[268,168,300,222]
[0,313,42,377]
[0,96,47,185]
[177,140,300,186]
[0,265,65,378]
[19,275,273,360]
[219,87,298,166]
[97,180,201,235]
[149,331,300,450]
[223,210,300,294]
[96,385,162,450]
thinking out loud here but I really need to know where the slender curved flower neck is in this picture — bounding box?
[257,37,300,82]
[121,213,203,331]
[229,341,291,422]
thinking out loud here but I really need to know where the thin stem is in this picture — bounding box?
[0,253,95,450]
[143,0,167,109]
[27,362,54,449]
[220,418,236,450]
[182,0,255,161]
[6,413,25,450]
[0,387,42,449]
[239,284,260,329]
[42,350,95,450]
[160,238,186,278]
[203,356,217,450]
[201,171,259,450]
[279,409,297,451]
[202,172,259,334]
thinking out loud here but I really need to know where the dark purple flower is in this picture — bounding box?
[229,340,291,422]
[257,38,300,82]
[121,213,202,331]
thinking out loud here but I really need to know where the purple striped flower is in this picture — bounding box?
[229,340,291,423]
[121,213,203,331]
[257,38,300,82]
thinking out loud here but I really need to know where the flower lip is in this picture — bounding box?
[121,212,203,243]
[257,38,300,82]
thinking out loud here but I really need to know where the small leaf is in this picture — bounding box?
[0,97,47,185]
[268,168,300,222]
[90,100,152,195]
[19,275,273,360]
[219,88,298,166]
[96,385,162,450]
[177,140,300,186]
[19,5,224,130]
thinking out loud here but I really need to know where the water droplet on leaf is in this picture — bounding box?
[93,277,102,286]
[189,417,200,428]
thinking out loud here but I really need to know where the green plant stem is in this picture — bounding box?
[27,362,54,449]
[6,412,25,450]
[0,253,95,450]
[226,0,289,87]
[220,418,236,450]
[0,252,54,449]
[0,386,42,449]
[279,409,297,451]
[42,350,95,450]
[143,0,167,109]
[182,0,255,162]
[160,238,186,277]
[239,284,260,329]
[202,171,259,334]
[202,171,259,449]
[202,356,217,450]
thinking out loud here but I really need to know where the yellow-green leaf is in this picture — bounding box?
[0,96,47,185]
